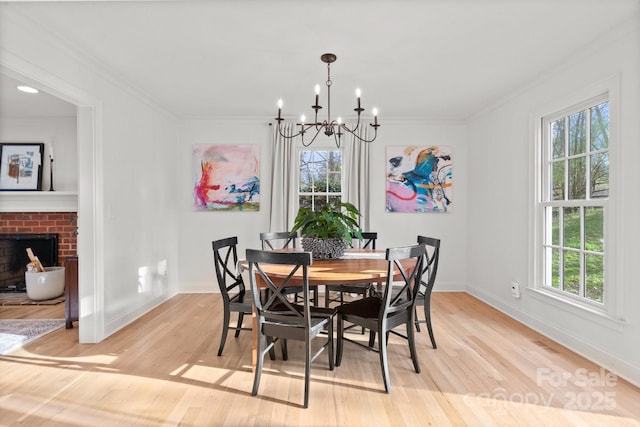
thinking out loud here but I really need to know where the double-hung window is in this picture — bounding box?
[539,94,609,308]
[298,149,342,210]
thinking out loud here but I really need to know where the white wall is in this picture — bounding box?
[177,119,468,293]
[0,117,77,192]
[1,8,181,342]
[466,18,640,385]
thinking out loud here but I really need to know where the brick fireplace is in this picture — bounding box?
[0,212,77,264]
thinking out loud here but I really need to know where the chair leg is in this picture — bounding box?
[217,305,230,356]
[267,336,276,360]
[235,312,244,338]
[414,307,421,332]
[252,332,266,396]
[281,338,288,360]
[368,330,376,348]
[378,325,391,393]
[304,337,311,408]
[425,299,437,349]
[407,319,421,374]
[360,289,367,335]
[335,314,344,367]
[327,318,334,371]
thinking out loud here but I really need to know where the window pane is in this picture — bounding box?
[551,118,565,159]
[585,253,604,303]
[569,111,586,155]
[299,151,315,191]
[551,161,565,200]
[590,152,609,198]
[590,102,609,151]
[299,195,312,209]
[328,172,341,192]
[551,207,560,246]
[551,248,560,289]
[585,206,604,253]
[299,170,312,192]
[328,151,342,172]
[314,196,328,211]
[328,195,341,206]
[563,207,580,249]
[563,250,580,295]
[568,157,586,199]
[315,172,328,192]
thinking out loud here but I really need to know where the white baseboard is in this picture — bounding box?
[104,292,177,338]
[433,281,465,292]
[179,282,219,293]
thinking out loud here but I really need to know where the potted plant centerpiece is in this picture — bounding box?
[291,201,363,259]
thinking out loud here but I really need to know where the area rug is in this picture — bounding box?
[0,293,65,306]
[0,319,65,355]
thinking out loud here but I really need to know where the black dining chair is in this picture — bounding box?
[245,248,336,408]
[259,231,298,251]
[212,236,252,356]
[414,235,441,349]
[260,231,319,305]
[324,232,378,308]
[335,244,424,393]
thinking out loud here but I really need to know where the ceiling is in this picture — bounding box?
[1,74,77,118]
[1,0,638,121]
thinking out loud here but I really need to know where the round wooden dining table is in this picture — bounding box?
[239,249,392,284]
[238,249,412,369]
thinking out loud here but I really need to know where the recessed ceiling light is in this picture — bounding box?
[17,85,39,94]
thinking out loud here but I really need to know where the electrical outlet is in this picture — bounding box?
[510,281,520,298]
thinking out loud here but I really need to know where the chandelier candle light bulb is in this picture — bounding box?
[274,53,380,147]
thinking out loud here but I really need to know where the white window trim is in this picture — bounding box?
[528,74,624,327]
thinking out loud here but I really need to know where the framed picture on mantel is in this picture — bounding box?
[0,142,45,191]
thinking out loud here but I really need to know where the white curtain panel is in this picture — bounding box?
[343,126,371,231]
[269,123,297,232]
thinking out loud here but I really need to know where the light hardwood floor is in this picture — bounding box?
[1,293,639,426]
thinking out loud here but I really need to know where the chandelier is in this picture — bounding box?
[275,53,380,147]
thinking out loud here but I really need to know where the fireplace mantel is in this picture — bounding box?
[0,191,78,212]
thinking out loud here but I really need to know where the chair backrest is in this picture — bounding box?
[349,231,377,249]
[259,231,298,250]
[380,244,425,318]
[416,235,441,298]
[246,248,313,327]
[212,236,245,302]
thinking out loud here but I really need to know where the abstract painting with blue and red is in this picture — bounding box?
[193,144,260,211]
[386,146,452,213]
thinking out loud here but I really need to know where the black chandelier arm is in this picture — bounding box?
[276,122,310,140]
[340,123,379,143]
[300,124,329,147]
[276,121,377,144]
[338,116,362,135]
